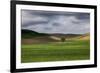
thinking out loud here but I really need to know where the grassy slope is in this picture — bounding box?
[21,40,90,63]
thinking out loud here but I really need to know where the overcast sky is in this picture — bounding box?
[21,10,90,34]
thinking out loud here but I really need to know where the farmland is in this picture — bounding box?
[21,39,90,63]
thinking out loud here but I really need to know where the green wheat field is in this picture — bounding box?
[21,39,90,63]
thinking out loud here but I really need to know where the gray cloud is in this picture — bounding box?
[21,9,90,34]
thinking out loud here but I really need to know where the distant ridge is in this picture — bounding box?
[22,29,48,38]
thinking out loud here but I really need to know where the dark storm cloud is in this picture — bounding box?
[22,21,48,27]
[75,13,90,19]
[52,23,61,26]
[21,9,90,34]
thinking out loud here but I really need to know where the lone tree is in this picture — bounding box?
[61,37,66,42]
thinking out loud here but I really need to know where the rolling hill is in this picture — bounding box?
[21,29,58,44]
[22,29,48,38]
[78,33,90,40]
[21,29,90,44]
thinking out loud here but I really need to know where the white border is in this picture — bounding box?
[16,4,95,69]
